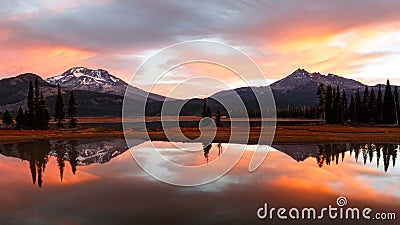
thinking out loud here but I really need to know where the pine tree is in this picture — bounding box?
[16,106,26,129]
[201,98,212,118]
[316,84,326,119]
[394,86,399,124]
[341,89,348,122]
[354,89,362,123]
[334,86,341,123]
[349,94,355,122]
[2,110,12,126]
[361,85,369,123]
[33,77,41,129]
[67,90,78,128]
[335,86,343,123]
[34,77,40,104]
[215,110,222,127]
[325,85,333,123]
[377,84,383,123]
[31,77,50,129]
[27,81,35,128]
[368,88,377,123]
[383,80,396,124]
[54,84,65,128]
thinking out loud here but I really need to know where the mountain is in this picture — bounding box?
[0,73,52,105]
[46,67,167,101]
[0,73,127,116]
[271,68,364,92]
[212,68,366,109]
[272,144,321,162]
[0,139,146,166]
[47,67,127,96]
[0,68,170,116]
[0,67,383,117]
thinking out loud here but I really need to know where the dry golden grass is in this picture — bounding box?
[0,125,399,144]
[0,128,123,144]
[127,125,400,144]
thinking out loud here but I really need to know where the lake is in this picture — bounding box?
[0,139,398,225]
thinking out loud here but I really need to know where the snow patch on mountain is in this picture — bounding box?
[46,67,169,102]
[46,67,127,96]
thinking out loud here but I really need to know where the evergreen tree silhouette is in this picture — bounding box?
[333,86,341,123]
[354,89,362,122]
[383,80,396,123]
[17,141,51,187]
[361,86,369,123]
[54,84,65,128]
[325,85,333,123]
[2,110,12,126]
[341,89,347,122]
[15,106,26,129]
[202,143,212,163]
[202,98,212,118]
[376,146,381,168]
[67,91,78,128]
[215,110,221,127]
[27,81,35,128]
[368,88,377,123]
[376,84,383,123]
[316,83,326,120]
[68,140,79,174]
[349,94,355,122]
[54,141,66,182]
[394,86,399,124]
[33,78,41,128]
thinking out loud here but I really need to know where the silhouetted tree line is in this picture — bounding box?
[53,84,78,128]
[2,79,78,129]
[201,98,212,118]
[14,77,51,129]
[317,80,399,124]
[277,105,319,119]
[316,143,398,173]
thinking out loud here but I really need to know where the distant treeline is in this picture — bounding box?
[317,80,399,124]
[277,105,319,119]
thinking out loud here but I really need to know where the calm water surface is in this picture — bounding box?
[0,140,398,225]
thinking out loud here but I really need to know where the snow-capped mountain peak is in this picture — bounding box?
[46,67,127,95]
[271,68,364,92]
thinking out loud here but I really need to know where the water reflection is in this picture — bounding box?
[273,143,399,173]
[202,143,224,163]
[202,143,212,163]
[0,140,129,188]
[316,144,398,173]
[0,140,399,224]
[1,140,398,188]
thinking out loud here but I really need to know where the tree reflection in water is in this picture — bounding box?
[316,143,398,172]
[2,140,79,188]
[0,140,397,188]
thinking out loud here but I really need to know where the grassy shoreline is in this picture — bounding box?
[0,125,399,144]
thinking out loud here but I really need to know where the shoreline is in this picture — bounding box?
[0,125,399,144]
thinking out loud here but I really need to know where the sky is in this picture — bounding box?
[1,0,400,96]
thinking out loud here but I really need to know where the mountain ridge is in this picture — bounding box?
[0,67,392,115]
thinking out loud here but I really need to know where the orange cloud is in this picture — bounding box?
[0,44,96,78]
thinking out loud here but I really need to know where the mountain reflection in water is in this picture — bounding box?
[0,140,397,188]
[0,139,130,188]
[0,140,399,225]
